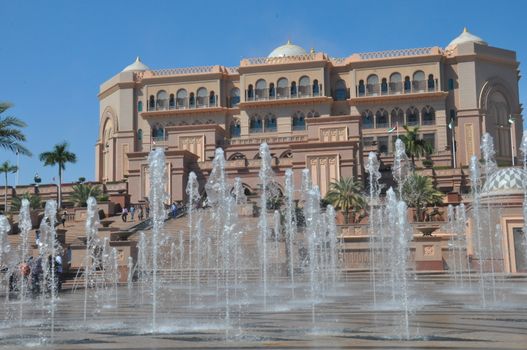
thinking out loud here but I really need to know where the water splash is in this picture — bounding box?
[393,139,410,198]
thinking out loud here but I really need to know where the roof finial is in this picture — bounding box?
[463,26,468,33]
[287,39,291,45]
[135,56,141,62]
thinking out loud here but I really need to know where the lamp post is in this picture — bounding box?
[508,114,516,166]
[34,173,41,194]
[448,116,456,168]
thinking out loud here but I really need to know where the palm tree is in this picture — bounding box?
[400,125,433,168]
[39,142,77,208]
[0,102,31,156]
[324,177,366,224]
[70,183,103,207]
[0,161,17,212]
[401,173,443,222]
[11,193,41,212]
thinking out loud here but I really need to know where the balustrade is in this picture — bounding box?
[356,79,439,97]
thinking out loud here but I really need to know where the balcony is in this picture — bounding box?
[147,96,219,111]
[356,80,439,97]
[245,84,323,102]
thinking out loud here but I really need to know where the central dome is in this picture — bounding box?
[482,167,527,194]
[268,40,307,58]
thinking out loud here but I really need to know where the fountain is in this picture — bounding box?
[366,152,381,305]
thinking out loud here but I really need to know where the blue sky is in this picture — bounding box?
[1,0,526,186]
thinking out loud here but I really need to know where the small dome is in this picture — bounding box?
[268,40,307,58]
[447,27,488,49]
[482,167,527,194]
[122,57,150,72]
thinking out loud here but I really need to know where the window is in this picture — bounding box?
[196,87,208,107]
[427,74,435,91]
[269,83,275,98]
[362,110,374,129]
[137,129,143,142]
[412,71,425,92]
[290,81,297,97]
[209,91,216,106]
[230,119,241,138]
[366,74,379,95]
[292,111,306,131]
[378,136,389,154]
[389,73,402,94]
[247,84,254,100]
[357,80,365,96]
[406,106,419,126]
[404,76,411,92]
[423,133,436,152]
[335,79,347,100]
[422,106,435,125]
[152,125,164,141]
[250,114,263,133]
[138,101,143,112]
[149,95,155,109]
[265,113,277,132]
[156,90,168,110]
[169,94,175,108]
[363,137,374,147]
[299,76,310,96]
[390,107,404,126]
[381,78,388,95]
[189,92,195,107]
[176,89,187,108]
[230,88,240,107]
[277,78,288,98]
[313,79,320,96]
[448,78,455,90]
[255,79,267,99]
[375,109,388,128]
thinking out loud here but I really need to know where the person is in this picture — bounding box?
[61,211,67,227]
[145,205,150,219]
[130,205,135,222]
[35,230,41,246]
[138,206,144,221]
[121,207,128,222]
[55,255,63,292]
[171,202,177,218]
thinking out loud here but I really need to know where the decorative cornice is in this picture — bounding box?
[98,82,136,100]
[349,91,447,105]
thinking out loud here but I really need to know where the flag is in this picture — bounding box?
[508,115,515,124]
[388,125,397,133]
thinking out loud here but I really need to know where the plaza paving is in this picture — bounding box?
[1,275,527,349]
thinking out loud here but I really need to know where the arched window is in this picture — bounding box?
[381,78,388,95]
[230,88,240,107]
[389,73,402,94]
[362,110,374,129]
[406,106,419,126]
[313,79,320,96]
[412,71,425,92]
[427,74,435,91]
[269,83,275,98]
[196,87,208,107]
[156,90,168,110]
[335,79,347,100]
[137,101,143,112]
[209,91,216,106]
[249,114,263,133]
[390,107,404,126]
[264,113,277,132]
[169,94,175,108]
[152,125,164,141]
[375,109,389,128]
[255,79,267,100]
[299,76,310,96]
[448,79,455,90]
[404,76,411,93]
[189,92,195,108]
[149,95,155,110]
[176,89,187,109]
[277,78,288,98]
[137,129,143,142]
[307,110,320,118]
[422,106,436,125]
[290,81,297,97]
[247,84,254,100]
[228,152,246,160]
[357,80,365,97]
[230,119,241,138]
[366,74,379,96]
[292,111,306,131]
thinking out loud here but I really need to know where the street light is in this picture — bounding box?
[34,173,41,194]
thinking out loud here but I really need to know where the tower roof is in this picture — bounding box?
[122,57,150,72]
[447,27,488,48]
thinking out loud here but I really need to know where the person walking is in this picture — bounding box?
[130,205,135,222]
[61,210,67,227]
[121,207,128,222]
[138,206,144,221]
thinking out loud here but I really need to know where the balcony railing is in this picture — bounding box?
[357,79,439,97]
[245,84,323,102]
[147,96,219,111]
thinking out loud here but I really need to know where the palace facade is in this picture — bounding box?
[95,29,522,203]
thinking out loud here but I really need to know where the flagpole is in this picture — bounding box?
[510,114,515,166]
